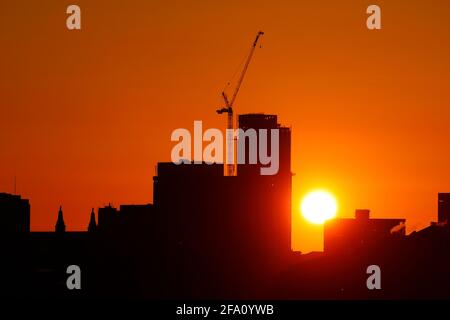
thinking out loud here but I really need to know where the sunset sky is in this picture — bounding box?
[1,0,450,252]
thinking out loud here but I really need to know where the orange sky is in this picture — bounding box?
[1,0,450,252]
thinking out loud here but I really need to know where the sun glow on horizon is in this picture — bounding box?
[301,190,337,225]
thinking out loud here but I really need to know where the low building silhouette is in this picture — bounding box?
[0,192,30,237]
[97,204,118,230]
[324,209,405,254]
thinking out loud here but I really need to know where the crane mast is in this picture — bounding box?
[217,31,264,176]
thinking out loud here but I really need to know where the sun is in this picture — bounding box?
[301,190,337,224]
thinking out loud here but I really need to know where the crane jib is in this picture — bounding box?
[216,31,265,176]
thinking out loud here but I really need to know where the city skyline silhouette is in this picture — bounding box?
[1,112,450,299]
[2,0,450,303]
[3,1,450,253]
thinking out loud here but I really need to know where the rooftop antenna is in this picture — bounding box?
[14,175,16,195]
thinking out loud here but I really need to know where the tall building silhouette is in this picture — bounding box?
[152,113,292,296]
[438,193,450,228]
[237,114,291,176]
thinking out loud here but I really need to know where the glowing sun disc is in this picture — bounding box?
[301,190,337,224]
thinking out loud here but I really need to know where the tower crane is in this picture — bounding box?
[217,31,264,176]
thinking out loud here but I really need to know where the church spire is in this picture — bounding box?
[55,206,66,234]
[88,208,97,233]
